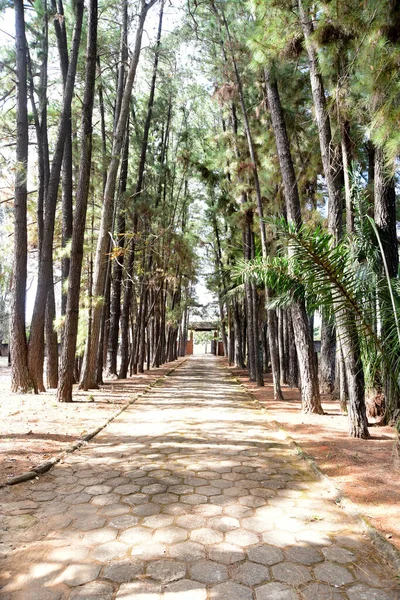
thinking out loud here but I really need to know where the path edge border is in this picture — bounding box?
[226,365,400,575]
[1,358,187,490]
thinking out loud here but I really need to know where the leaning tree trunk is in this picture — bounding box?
[79,0,159,389]
[57,0,98,403]
[28,0,84,392]
[264,68,322,413]
[11,0,34,393]
[298,0,369,436]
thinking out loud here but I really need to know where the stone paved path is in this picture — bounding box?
[0,356,399,599]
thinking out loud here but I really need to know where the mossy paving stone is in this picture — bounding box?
[0,356,399,599]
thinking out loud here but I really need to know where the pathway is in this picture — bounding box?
[0,356,399,599]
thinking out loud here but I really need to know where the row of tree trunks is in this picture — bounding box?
[57,0,98,403]
[298,0,369,437]
[264,68,322,414]
[79,0,159,390]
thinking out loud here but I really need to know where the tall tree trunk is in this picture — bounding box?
[79,0,159,389]
[106,150,128,375]
[57,0,98,402]
[11,0,34,393]
[28,0,84,392]
[106,1,129,377]
[45,278,58,388]
[374,145,399,424]
[50,0,72,317]
[217,9,265,385]
[298,0,369,436]
[319,318,336,394]
[264,68,322,413]
[115,1,164,381]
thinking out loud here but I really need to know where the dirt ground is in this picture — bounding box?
[229,364,400,554]
[0,357,184,484]
[1,355,399,555]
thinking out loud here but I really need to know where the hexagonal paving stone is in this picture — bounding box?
[69,581,114,600]
[103,558,144,583]
[313,562,354,586]
[225,529,259,547]
[247,544,284,565]
[224,505,254,519]
[232,560,270,585]
[242,516,274,533]
[108,514,140,529]
[153,525,188,544]
[143,514,174,528]
[119,525,153,544]
[192,504,223,517]
[142,483,168,494]
[322,546,355,563]
[271,561,312,585]
[146,559,186,583]
[170,540,206,561]
[181,494,208,505]
[168,484,194,495]
[196,486,221,496]
[190,527,224,545]
[255,582,299,600]
[83,527,117,544]
[210,581,253,600]
[262,530,297,548]
[91,540,129,561]
[122,493,149,505]
[346,584,393,600]
[91,493,120,506]
[190,560,228,584]
[131,542,168,560]
[132,503,161,517]
[164,579,207,599]
[285,545,323,565]
[115,581,162,600]
[84,484,112,495]
[153,493,179,504]
[176,514,207,530]
[300,582,346,600]
[208,515,240,532]
[99,503,130,517]
[72,515,106,531]
[55,563,101,586]
[239,495,267,508]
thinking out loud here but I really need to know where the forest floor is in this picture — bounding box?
[1,355,399,556]
[229,363,400,554]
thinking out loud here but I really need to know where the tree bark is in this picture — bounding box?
[80,0,159,389]
[57,0,98,402]
[28,0,84,392]
[45,278,58,388]
[298,0,369,436]
[264,67,322,413]
[374,145,399,423]
[11,0,34,393]
[319,318,336,394]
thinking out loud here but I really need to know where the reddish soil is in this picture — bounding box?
[0,357,184,484]
[229,363,400,553]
